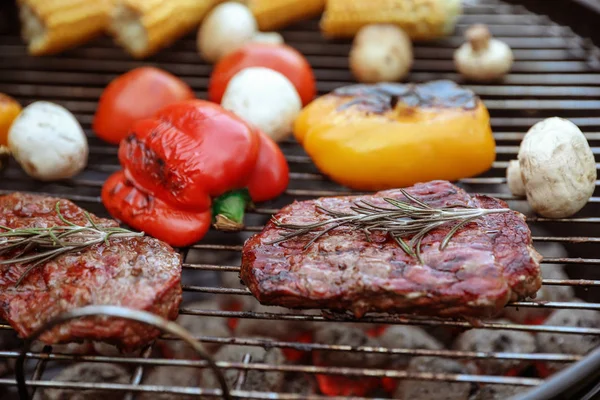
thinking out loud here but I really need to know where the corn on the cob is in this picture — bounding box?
[320,0,462,40]
[108,0,216,59]
[246,0,325,31]
[18,0,110,56]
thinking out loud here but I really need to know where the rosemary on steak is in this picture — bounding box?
[270,189,511,263]
[0,202,144,287]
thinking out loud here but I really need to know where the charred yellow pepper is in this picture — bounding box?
[0,94,21,147]
[294,80,496,191]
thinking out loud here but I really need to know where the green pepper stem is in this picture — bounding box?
[212,189,252,232]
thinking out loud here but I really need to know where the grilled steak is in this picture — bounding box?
[241,181,542,318]
[0,193,182,349]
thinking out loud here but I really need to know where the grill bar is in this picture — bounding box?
[179,309,600,335]
[1,0,600,398]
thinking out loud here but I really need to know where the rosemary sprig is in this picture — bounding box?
[0,202,144,287]
[269,189,510,263]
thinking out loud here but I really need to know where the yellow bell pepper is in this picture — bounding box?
[294,80,496,191]
[0,94,22,147]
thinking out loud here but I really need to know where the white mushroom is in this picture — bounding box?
[8,101,88,181]
[250,31,284,45]
[506,160,526,197]
[197,2,258,63]
[221,67,301,142]
[349,24,413,83]
[454,24,513,82]
[518,117,596,218]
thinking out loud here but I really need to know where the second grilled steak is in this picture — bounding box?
[0,193,182,350]
[241,181,542,319]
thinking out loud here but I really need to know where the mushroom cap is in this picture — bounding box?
[518,117,596,218]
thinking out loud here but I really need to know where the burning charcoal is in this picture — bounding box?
[235,303,319,340]
[282,372,318,395]
[313,325,386,368]
[161,300,230,357]
[378,326,443,368]
[469,384,529,400]
[37,363,130,400]
[537,307,600,371]
[200,344,285,394]
[394,357,473,400]
[453,321,537,375]
[139,366,201,400]
[218,271,256,311]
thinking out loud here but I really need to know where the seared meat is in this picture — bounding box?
[242,181,542,318]
[504,241,573,324]
[0,193,182,349]
[37,363,130,400]
[200,344,285,394]
[313,325,386,368]
[394,356,473,400]
[537,307,600,371]
[452,321,537,375]
[378,326,443,368]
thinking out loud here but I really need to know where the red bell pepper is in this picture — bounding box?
[101,99,289,247]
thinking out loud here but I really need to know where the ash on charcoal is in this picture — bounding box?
[282,372,317,395]
[453,320,536,375]
[200,344,285,394]
[235,303,319,340]
[160,300,229,357]
[469,384,529,400]
[378,326,443,368]
[35,363,130,400]
[0,330,21,377]
[138,366,201,400]
[503,242,573,324]
[313,325,387,368]
[219,271,256,310]
[394,356,474,400]
[537,306,600,371]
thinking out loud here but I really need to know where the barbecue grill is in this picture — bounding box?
[1,0,600,399]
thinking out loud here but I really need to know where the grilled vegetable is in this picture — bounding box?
[349,24,413,83]
[320,0,462,40]
[251,32,285,45]
[93,67,195,144]
[109,0,214,59]
[209,43,316,105]
[518,117,596,218]
[222,67,302,142]
[454,24,514,82]
[102,100,289,246]
[507,160,526,197]
[246,0,325,31]
[198,2,258,63]
[18,0,110,56]
[0,94,22,147]
[293,81,495,190]
[8,102,88,181]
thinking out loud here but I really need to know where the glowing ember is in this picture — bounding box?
[224,301,244,331]
[283,331,313,362]
[382,377,398,394]
[313,352,381,396]
[366,325,388,337]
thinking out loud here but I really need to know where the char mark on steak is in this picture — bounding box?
[0,193,182,350]
[241,181,542,319]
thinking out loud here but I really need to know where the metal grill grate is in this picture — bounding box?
[1,0,600,399]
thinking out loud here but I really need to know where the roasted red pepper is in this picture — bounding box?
[101,99,289,247]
